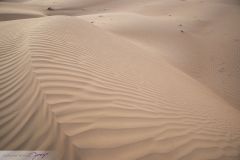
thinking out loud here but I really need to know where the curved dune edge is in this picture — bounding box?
[0,16,240,160]
[0,13,44,21]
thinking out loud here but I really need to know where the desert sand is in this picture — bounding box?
[0,0,240,160]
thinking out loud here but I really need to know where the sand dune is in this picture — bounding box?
[0,0,240,160]
[80,0,240,109]
[0,2,44,21]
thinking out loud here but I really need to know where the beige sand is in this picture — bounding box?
[0,0,240,160]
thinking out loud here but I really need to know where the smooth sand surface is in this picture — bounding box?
[0,0,240,160]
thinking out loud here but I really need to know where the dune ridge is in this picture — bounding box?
[1,15,240,160]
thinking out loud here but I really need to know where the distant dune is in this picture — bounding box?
[0,0,240,160]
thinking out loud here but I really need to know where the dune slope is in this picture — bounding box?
[0,16,240,160]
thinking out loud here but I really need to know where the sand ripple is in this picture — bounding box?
[0,16,240,160]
